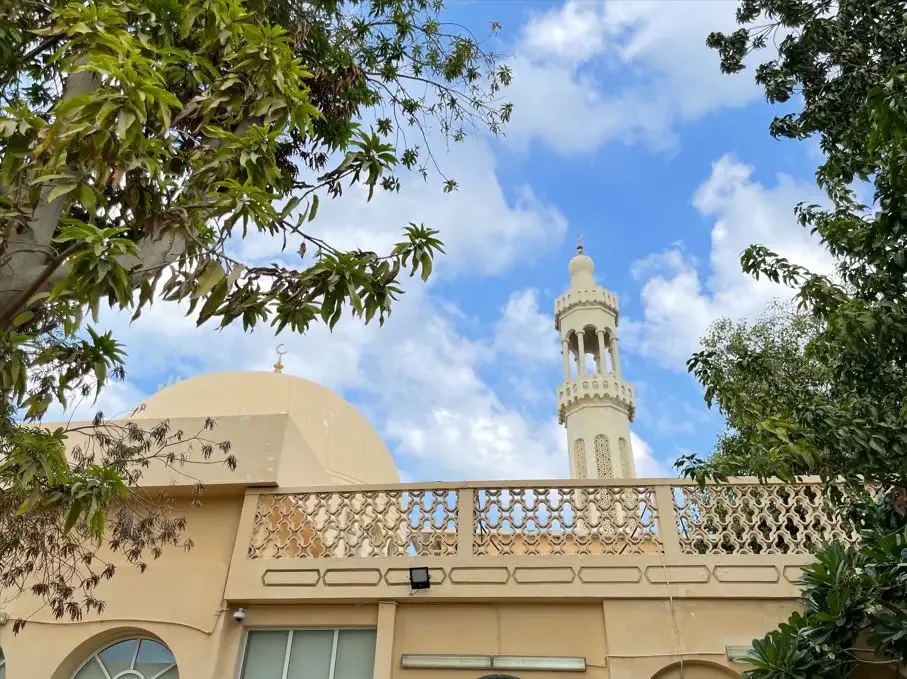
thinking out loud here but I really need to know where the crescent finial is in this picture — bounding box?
[274,344,287,373]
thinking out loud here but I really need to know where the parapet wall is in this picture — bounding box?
[226,477,850,603]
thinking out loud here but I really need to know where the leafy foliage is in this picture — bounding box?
[681,300,830,483]
[684,0,907,676]
[0,0,509,626]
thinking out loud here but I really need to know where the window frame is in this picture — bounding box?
[236,627,378,679]
[69,636,178,679]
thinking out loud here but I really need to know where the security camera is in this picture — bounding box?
[233,608,247,623]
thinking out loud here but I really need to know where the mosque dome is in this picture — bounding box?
[137,370,399,485]
[568,253,594,277]
[568,242,596,288]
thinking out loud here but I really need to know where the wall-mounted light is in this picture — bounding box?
[493,656,586,672]
[400,655,587,672]
[726,645,754,664]
[408,566,431,590]
[401,655,492,670]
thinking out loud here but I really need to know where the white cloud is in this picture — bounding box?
[521,1,610,63]
[236,139,567,279]
[506,0,765,154]
[631,431,669,478]
[492,288,559,366]
[43,379,147,424]
[623,154,833,370]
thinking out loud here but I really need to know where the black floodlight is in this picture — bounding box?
[409,566,431,590]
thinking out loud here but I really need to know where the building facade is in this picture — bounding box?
[0,250,895,679]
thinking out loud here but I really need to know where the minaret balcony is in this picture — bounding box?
[554,287,619,326]
[557,374,635,423]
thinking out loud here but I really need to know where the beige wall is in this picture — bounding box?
[2,597,795,678]
[391,603,609,679]
[0,493,243,678]
[4,482,901,679]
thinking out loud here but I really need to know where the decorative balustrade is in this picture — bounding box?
[246,479,854,562]
[554,288,619,323]
[472,486,659,555]
[556,375,635,423]
[673,482,857,554]
[248,489,458,559]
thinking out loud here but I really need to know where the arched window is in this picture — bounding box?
[619,438,633,477]
[594,434,612,478]
[573,439,586,478]
[72,637,178,679]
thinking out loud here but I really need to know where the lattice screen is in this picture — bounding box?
[594,434,612,478]
[674,484,858,554]
[619,438,632,477]
[573,438,586,478]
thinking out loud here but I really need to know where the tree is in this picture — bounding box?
[0,0,510,628]
[684,300,829,481]
[680,0,907,675]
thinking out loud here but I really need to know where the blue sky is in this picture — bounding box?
[58,0,835,482]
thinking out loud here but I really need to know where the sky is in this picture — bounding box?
[53,0,835,482]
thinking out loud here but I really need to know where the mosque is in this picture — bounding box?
[0,247,887,678]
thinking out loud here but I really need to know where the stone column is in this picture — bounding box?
[597,330,607,374]
[562,339,571,381]
[610,336,621,378]
[576,330,586,376]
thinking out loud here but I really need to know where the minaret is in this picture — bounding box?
[555,238,636,479]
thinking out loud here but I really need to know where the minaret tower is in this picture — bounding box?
[555,238,636,479]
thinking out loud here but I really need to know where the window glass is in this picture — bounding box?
[99,638,138,675]
[286,630,334,679]
[72,637,178,679]
[242,630,290,679]
[333,630,377,679]
[72,658,108,679]
[241,629,377,679]
[135,639,176,676]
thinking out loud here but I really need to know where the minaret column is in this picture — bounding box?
[576,330,586,376]
[561,338,571,381]
[610,336,621,378]
[596,330,607,375]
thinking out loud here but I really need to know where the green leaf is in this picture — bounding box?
[226,263,245,289]
[308,194,319,222]
[63,501,83,534]
[197,279,228,325]
[94,359,107,391]
[12,311,34,327]
[79,184,96,211]
[193,261,226,299]
[46,183,78,204]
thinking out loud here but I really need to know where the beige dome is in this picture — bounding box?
[138,371,399,485]
[568,252,595,288]
[568,253,594,276]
